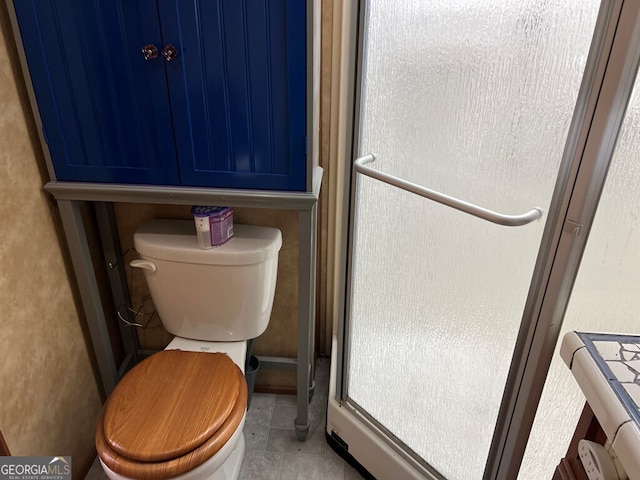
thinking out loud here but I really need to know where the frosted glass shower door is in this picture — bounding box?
[345,1,600,479]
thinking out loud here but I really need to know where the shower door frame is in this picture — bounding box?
[330,0,640,478]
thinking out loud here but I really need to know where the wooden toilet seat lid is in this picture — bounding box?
[102,350,242,462]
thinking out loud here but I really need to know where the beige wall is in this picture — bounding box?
[0,3,102,469]
[318,0,334,353]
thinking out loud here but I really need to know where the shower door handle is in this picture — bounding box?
[354,154,543,227]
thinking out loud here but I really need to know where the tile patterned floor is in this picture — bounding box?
[86,358,365,480]
[239,358,364,480]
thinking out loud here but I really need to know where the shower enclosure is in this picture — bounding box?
[330,1,640,479]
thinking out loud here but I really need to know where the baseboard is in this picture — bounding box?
[0,430,10,455]
[76,447,97,480]
[254,384,297,396]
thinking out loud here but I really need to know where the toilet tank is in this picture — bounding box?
[132,219,282,341]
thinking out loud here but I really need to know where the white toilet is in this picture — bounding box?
[95,219,282,480]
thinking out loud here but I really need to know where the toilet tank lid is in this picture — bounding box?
[134,220,282,266]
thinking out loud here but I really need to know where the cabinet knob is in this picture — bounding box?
[162,44,179,62]
[141,44,159,60]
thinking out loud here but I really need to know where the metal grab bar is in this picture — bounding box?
[354,154,543,227]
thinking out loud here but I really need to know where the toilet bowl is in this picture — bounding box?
[99,427,245,480]
[95,220,282,480]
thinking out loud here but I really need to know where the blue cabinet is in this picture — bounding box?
[13,0,307,191]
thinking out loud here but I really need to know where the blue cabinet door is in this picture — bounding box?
[14,1,180,185]
[157,0,307,191]
[14,0,307,190]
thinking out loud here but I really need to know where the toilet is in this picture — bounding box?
[95,219,282,480]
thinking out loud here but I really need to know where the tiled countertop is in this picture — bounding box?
[561,331,640,479]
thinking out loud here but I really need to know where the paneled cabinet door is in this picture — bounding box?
[14,0,180,185]
[158,0,307,191]
[14,0,307,191]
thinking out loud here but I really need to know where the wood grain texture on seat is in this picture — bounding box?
[96,365,247,480]
[103,351,240,462]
